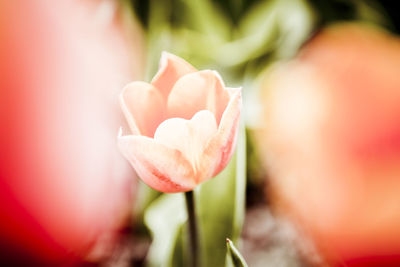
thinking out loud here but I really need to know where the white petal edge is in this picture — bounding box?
[151,51,197,82]
[198,87,242,182]
[118,131,197,192]
[119,82,141,135]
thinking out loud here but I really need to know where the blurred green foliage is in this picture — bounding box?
[128,0,395,85]
[131,0,314,84]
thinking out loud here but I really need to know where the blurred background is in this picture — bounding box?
[1,0,400,266]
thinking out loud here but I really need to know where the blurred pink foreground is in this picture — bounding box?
[0,0,143,264]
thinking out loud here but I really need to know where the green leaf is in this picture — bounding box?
[225,238,248,267]
[274,0,315,59]
[170,223,189,267]
[196,124,247,267]
[134,182,161,223]
[181,0,231,41]
[144,193,187,267]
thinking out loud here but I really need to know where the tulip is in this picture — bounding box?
[118,52,242,193]
[257,23,400,266]
[0,0,143,264]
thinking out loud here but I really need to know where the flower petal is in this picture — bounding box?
[151,52,197,99]
[199,88,242,182]
[120,81,166,137]
[118,133,196,193]
[167,70,230,124]
[154,110,218,182]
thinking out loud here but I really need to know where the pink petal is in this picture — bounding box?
[154,110,218,183]
[199,88,242,182]
[151,52,197,99]
[118,133,196,193]
[167,70,230,124]
[120,81,166,137]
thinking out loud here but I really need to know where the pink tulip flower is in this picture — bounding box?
[118,52,242,193]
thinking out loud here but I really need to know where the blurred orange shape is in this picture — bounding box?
[259,23,400,266]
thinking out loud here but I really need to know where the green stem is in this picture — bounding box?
[185,190,199,267]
